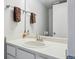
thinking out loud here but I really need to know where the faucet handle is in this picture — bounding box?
[36,35,43,42]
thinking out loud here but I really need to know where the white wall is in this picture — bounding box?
[4,0,25,39]
[52,2,68,38]
[4,0,48,39]
[68,0,75,57]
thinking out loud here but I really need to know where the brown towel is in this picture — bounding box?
[30,13,36,24]
[14,7,21,22]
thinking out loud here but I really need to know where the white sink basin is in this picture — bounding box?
[24,41,45,47]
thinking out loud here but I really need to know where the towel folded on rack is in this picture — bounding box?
[14,7,21,22]
[30,13,36,24]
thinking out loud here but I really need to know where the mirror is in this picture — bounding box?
[26,0,68,38]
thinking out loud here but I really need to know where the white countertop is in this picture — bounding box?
[6,37,67,59]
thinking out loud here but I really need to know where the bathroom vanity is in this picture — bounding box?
[6,37,67,59]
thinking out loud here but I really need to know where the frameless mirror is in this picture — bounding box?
[26,0,68,38]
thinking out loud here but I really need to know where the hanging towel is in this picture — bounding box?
[30,13,36,24]
[14,7,21,22]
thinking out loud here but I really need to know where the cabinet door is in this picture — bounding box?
[36,55,47,59]
[7,44,16,56]
[7,55,15,59]
[17,49,35,59]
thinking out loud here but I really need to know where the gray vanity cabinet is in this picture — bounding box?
[17,49,35,59]
[6,44,49,59]
[7,44,35,59]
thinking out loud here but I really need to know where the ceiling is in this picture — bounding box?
[40,0,67,8]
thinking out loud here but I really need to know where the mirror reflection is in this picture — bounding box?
[26,0,68,38]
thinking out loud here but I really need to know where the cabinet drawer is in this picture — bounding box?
[17,49,35,59]
[7,55,15,59]
[7,44,16,56]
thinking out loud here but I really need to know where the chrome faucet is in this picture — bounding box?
[36,33,43,42]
